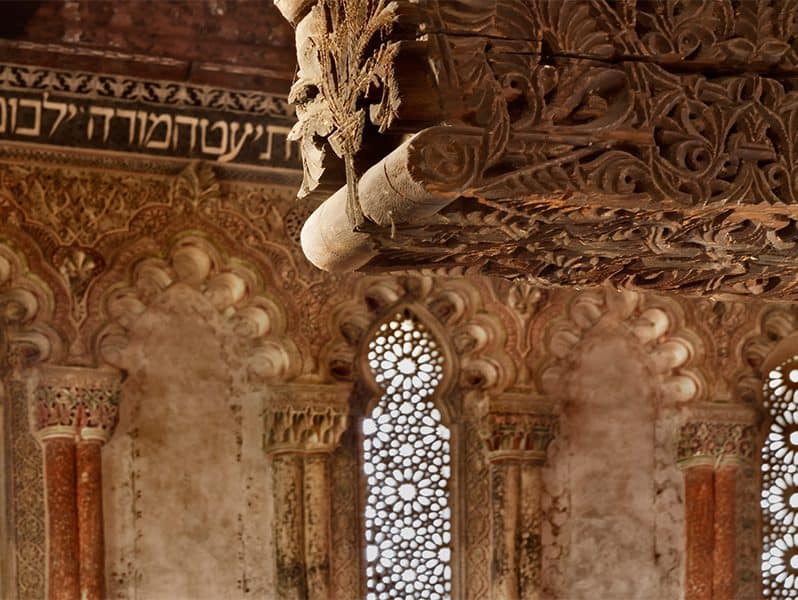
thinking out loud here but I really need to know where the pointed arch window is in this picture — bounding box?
[362,311,453,599]
[762,355,798,595]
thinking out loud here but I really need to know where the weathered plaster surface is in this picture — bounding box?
[103,284,274,599]
[542,321,685,600]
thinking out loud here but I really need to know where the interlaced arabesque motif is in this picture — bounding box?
[763,356,798,596]
[364,314,452,599]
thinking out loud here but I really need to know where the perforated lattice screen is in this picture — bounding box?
[363,314,452,599]
[763,356,798,596]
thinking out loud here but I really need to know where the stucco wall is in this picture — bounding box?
[99,283,688,599]
[103,285,275,599]
[541,319,685,599]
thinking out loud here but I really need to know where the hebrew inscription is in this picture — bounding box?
[0,64,300,171]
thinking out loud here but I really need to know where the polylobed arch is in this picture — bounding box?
[532,286,702,404]
[94,233,301,382]
[320,274,521,395]
[739,305,798,408]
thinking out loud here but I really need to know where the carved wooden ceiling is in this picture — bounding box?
[280,0,798,300]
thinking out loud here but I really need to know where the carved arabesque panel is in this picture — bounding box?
[281,0,798,300]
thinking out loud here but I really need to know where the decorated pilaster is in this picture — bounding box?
[677,404,756,600]
[482,394,558,600]
[263,384,348,600]
[33,365,121,600]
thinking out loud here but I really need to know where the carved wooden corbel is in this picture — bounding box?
[280,0,798,300]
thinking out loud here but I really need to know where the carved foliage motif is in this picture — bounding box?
[677,421,756,462]
[482,413,558,463]
[34,384,120,437]
[263,405,348,454]
[283,0,798,299]
[0,161,310,362]
[286,0,400,225]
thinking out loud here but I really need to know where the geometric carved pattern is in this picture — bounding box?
[6,377,46,599]
[763,355,798,596]
[363,313,451,599]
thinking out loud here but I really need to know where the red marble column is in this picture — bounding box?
[683,463,714,600]
[34,365,122,600]
[42,434,80,600]
[76,438,106,600]
[713,461,738,600]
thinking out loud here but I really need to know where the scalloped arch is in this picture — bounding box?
[94,233,301,381]
[534,287,703,404]
[0,240,65,363]
[738,304,798,406]
[320,275,520,394]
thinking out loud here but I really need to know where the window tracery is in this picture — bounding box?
[763,356,798,596]
[363,313,452,599]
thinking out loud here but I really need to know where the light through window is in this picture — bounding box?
[763,356,798,596]
[363,314,452,599]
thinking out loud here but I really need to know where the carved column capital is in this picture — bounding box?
[263,384,349,455]
[481,392,559,464]
[482,412,559,464]
[33,365,122,443]
[677,403,758,467]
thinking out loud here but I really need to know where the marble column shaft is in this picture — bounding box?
[683,463,714,600]
[484,409,556,600]
[712,462,738,600]
[264,395,348,600]
[677,416,754,600]
[76,438,106,600]
[42,434,81,600]
[33,365,121,600]
[273,454,307,600]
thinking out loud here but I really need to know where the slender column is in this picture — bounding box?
[518,464,543,599]
[303,454,331,598]
[483,406,558,600]
[40,429,80,600]
[681,460,715,600]
[677,413,755,600]
[273,454,307,599]
[713,460,738,600]
[34,365,121,600]
[76,437,106,600]
[264,385,349,600]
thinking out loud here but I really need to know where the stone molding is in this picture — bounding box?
[33,365,122,443]
[677,403,758,466]
[263,384,350,455]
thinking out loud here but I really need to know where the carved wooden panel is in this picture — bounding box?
[281,0,798,300]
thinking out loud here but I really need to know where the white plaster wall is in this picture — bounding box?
[541,320,684,599]
[103,284,275,599]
